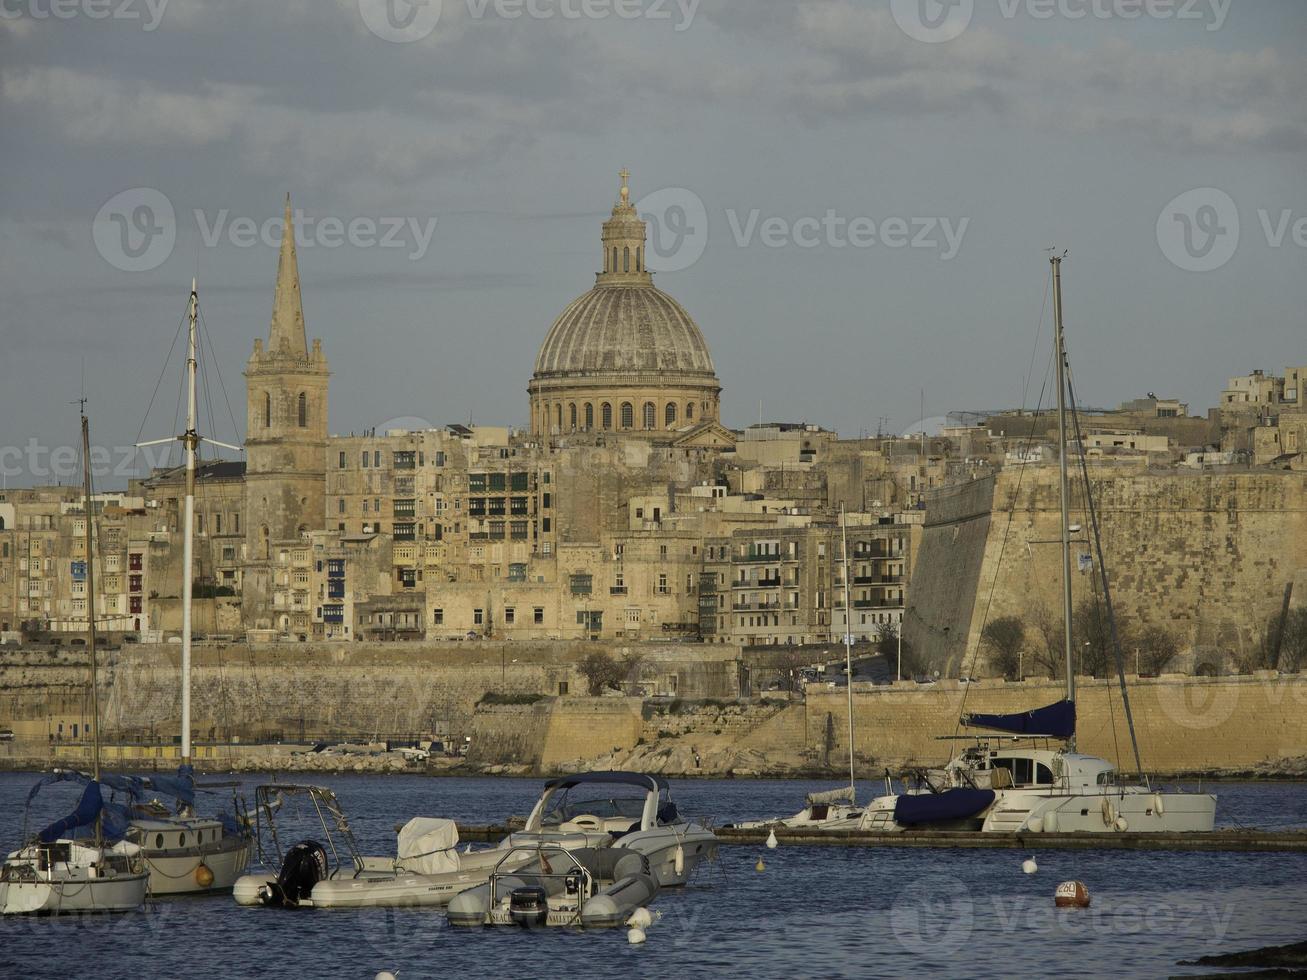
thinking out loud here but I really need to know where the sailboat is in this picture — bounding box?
[860,255,1217,834]
[0,413,151,914]
[731,504,867,831]
[114,280,254,893]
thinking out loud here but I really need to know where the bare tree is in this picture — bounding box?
[1136,625,1180,675]
[577,652,625,696]
[1028,603,1064,679]
[980,616,1025,680]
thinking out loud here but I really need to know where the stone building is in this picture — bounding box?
[528,173,723,439]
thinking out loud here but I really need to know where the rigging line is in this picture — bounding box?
[1021,271,1052,410]
[1085,536,1124,773]
[952,310,1059,736]
[1066,359,1145,777]
[197,304,243,452]
[132,303,189,470]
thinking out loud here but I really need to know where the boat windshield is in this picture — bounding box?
[541,786,649,826]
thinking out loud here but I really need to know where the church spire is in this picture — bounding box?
[269,193,307,356]
[598,169,651,286]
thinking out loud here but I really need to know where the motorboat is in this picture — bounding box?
[859,257,1217,836]
[506,772,717,887]
[728,786,866,831]
[447,843,658,929]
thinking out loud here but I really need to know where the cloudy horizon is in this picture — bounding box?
[2,0,1304,488]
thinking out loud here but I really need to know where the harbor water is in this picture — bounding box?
[2,773,1305,979]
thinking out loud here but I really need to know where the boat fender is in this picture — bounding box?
[1045,811,1059,833]
[1152,793,1164,816]
[674,843,686,877]
[1027,817,1044,833]
[1101,799,1115,827]
[628,926,647,945]
[628,907,659,929]
[1114,817,1128,832]
[195,863,214,889]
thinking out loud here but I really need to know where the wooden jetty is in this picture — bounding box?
[456,824,1307,852]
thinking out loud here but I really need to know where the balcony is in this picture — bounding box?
[610,586,628,596]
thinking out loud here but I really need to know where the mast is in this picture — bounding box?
[80,413,101,784]
[840,503,856,801]
[181,279,198,766]
[1051,255,1076,728]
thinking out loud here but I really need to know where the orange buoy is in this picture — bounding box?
[195,863,215,889]
[1054,880,1090,908]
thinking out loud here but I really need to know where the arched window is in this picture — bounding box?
[620,402,634,429]
[643,402,655,429]
[585,403,594,429]
[665,403,677,427]
[260,525,270,560]
[612,247,618,273]
[263,392,271,428]
[637,246,643,271]
[601,403,613,430]
[623,246,630,272]
[569,404,577,430]
[298,392,307,428]
[555,404,563,430]
[686,402,694,420]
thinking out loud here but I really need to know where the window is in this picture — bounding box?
[508,563,527,582]
[362,452,369,469]
[510,521,528,540]
[569,573,593,595]
[584,404,594,429]
[569,404,577,430]
[534,607,544,625]
[339,451,346,469]
[686,403,694,420]
[542,517,551,532]
[505,607,515,625]
[433,609,443,625]
[374,451,381,468]
[643,403,655,429]
[620,402,634,429]
[541,492,551,509]
[665,403,677,426]
[263,392,271,428]
[298,392,307,427]
[474,609,483,625]
[658,573,668,594]
[601,403,612,430]
[338,499,346,514]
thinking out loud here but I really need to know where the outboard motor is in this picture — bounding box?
[508,885,549,928]
[258,840,329,908]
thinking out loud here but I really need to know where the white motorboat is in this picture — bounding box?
[729,786,865,831]
[507,772,717,888]
[1,415,150,916]
[860,257,1217,836]
[447,843,659,929]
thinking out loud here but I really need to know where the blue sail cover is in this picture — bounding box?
[45,766,196,810]
[894,788,996,826]
[963,699,1076,739]
[34,780,130,843]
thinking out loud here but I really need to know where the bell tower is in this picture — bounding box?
[242,195,330,630]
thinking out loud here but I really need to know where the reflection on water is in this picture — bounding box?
[2,774,1304,979]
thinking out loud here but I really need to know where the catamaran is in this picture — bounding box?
[859,255,1217,834]
[1,413,151,915]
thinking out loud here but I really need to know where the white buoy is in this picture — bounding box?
[376,972,399,980]
[766,829,779,850]
[628,907,653,929]
[627,926,647,945]
[1022,858,1038,875]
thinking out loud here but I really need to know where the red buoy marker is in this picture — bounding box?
[1054,880,1091,908]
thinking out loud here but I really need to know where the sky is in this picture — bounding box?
[1,0,1304,488]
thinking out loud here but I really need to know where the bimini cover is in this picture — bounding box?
[894,788,996,826]
[396,818,460,875]
[963,699,1076,739]
[805,787,855,806]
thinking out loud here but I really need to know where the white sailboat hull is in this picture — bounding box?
[1,870,149,915]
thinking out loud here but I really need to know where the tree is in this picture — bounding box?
[980,616,1025,680]
[1028,603,1064,679]
[1071,598,1132,678]
[1136,625,1179,675]
[619,652,647,695]
[577,651,625,696]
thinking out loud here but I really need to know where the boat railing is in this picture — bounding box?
[487,842,596,926]
[247,784,366,878]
